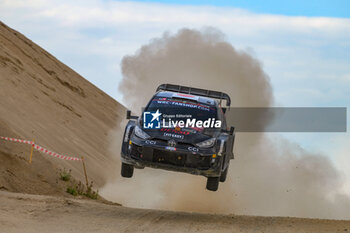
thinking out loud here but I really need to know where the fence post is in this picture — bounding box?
[81,156,89,188]
[29,139,35,164]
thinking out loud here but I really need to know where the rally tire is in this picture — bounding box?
[121,163,134,178]
[206,177,219,191]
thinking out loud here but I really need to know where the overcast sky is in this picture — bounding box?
[1,0,349,157]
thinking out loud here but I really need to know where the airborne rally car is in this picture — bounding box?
[120,84,235,191]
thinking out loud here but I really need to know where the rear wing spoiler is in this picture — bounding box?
[156,83,231,107]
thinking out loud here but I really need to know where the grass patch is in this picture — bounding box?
[66,181,99,200]
[84,182,99,200]
[66,186,78,196]
[59,168,71,181]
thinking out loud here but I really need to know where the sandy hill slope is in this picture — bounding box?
[0,21,125,193]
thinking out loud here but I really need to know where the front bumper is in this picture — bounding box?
[121,137,222,177]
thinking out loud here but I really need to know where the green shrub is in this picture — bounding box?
[66,181,99,199]
[59,168,71,182]
[84,182,98,200]
[66,186,78,196]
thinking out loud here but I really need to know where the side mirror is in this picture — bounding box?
[126,110,138,120]
[229,126,235,135]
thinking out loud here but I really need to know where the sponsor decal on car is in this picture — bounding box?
[188,147,199,152]
[163,133,184,139]
[165,146,176,151]
[155,99,211,111]
[145,140,156,145]
[160,128,190,135]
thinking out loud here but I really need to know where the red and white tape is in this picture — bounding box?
[0,136,33,145]
[33,144,81,161]
[0,136,82,161]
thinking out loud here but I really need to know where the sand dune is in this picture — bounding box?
[0,21,125,190]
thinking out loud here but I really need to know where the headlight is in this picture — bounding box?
[134,125,150,139]
[196,138,216,148]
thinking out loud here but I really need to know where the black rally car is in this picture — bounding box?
[121,84,235,191]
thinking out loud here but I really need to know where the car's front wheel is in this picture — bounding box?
[121,163,134,178]
[206,177,219,191]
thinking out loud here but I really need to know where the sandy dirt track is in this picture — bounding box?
[1,190,349,233]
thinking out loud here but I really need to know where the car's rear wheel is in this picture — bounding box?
[220,164,229,182]
[121,163,134,178]
[206,177,219,191]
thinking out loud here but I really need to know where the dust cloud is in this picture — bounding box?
[101,28,350,219]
